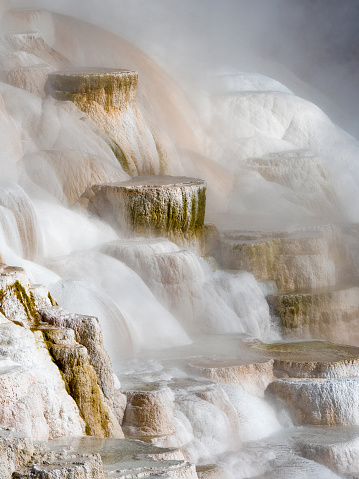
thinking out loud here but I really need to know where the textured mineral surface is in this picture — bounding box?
[78,175,207,249]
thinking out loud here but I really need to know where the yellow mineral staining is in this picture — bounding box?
[78,176,207,251]
[51,344,122,438]
[45,68,164,176]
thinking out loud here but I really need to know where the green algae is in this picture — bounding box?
[125,185,206,241]
[40,327,115,437]
[52,345,114,437]
[270,292,329,331]
[0,290,5,317]
[47,291,58,307]
[38,329,62,368]
[0,281,38,325]
[46,69,138,111]
[222,237,282,279]
[13,281,38,324]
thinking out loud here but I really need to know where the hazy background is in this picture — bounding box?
[8,0,359,138]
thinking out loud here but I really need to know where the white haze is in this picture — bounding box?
[5,0,359,224]
[0,2,358,475]
[8,0,359,138]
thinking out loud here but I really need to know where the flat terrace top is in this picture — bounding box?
[221,229,322,245]
[138,333,262,363]
[189,357,272,368]
[49,436,180,466]
[112,175,206,188]
[51,67,135,76]
[288,425,359,446]
[255,340,359,363]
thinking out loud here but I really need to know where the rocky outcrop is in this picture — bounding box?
[0,265,47,327]
[78,176,207,249]
[0,426,35,478]
[37,309,123,438]
[40,307,114,402]
[0,320,85,440]
[0,363,49,441]
[0,31,68,68]
[15,453,104,479]
[118,335,280,457]
[0,265,123,439]
[215,220,359,345]
[51,343,122,438]
[0,64,56,97]
[0,425,200,478]
[0,29,68,98]
[265,341,359,427]
[47,67,137,110]
[216,229,337,292]
[49,436,198,479]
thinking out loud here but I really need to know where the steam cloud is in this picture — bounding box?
[8,0,359,138]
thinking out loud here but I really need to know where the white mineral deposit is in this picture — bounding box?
[0,0,358,477]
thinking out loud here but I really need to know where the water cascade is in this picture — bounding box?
[0,3,359,479]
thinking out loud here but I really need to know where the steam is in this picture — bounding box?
[0,0,359,474]
[5,0,359,223]
[8,0,359,137]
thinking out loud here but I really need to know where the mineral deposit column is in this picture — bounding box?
[78,175,207,250]
[45,67,164,175]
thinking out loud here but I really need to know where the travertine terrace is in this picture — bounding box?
[78,175,207,249]
[1,4,359,479]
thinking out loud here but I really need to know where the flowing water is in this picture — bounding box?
[1,2,359,478]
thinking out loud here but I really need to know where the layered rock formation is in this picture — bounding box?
[268,377,359,426]
[1,427,199,479]
[213,220,359,346]
[0,265,123,440]
[216,228,339,292]
[262,341,359,429]
[256,340,359,379]
[268,286,359,344]
[78,175,206,250]
[2,4,359,479]
[0,30,68,97]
